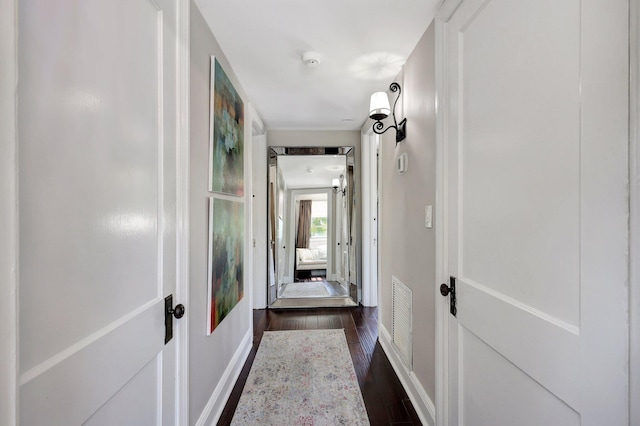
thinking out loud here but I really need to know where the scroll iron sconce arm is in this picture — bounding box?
[371,82,407,144]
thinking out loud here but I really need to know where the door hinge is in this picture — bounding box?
[439,276,457,317]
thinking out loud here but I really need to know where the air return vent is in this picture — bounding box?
[392,276,412,369]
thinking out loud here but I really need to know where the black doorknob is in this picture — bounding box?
[170,304,185,319]
[440,283,451,297]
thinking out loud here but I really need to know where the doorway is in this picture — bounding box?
[267,147,358,308]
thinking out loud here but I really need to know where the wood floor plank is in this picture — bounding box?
[403,398,424,425]
[344,324,361,345]
[349,343,371,387]
[280,316,306,330]
[265,311,283,330]
[358,323,377,358]
[317,314,343,329]
[217,306,421,425]
[360,370,392,426]
[305,314,319,329]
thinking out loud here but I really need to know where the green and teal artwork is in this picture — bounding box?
[207,197,244,334]
[209,56,244,196]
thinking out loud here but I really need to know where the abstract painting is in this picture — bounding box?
[207,197,244,334]
[209,56,244,195]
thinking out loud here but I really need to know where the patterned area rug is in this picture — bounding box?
[280,281,330,298]
[231,330,370,425]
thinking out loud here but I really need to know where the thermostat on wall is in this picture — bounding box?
[397,152,408,175]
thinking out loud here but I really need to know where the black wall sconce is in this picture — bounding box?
[369,82,407,144]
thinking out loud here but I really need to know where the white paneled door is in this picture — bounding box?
[18,0,183,424]
[441,0,629,424]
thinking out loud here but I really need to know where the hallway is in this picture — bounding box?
[4,0,638,424]
[218,307,421,425]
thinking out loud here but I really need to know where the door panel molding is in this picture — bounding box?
[20,300,164,424]
[17,0,184,422]
[458,281,580,410]
[440,0,629,423]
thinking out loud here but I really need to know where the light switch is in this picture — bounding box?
[425,205,433,228]
[397,152,408,175]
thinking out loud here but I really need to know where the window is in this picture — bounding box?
[311,216,327,237]
[309,199,327,248]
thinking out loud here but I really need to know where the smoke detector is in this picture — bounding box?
[302,51,322,67]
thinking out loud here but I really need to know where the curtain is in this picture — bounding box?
[296,200,312,248]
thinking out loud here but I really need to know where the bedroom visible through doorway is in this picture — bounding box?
[294,193,327,282]
[283,192,349,300]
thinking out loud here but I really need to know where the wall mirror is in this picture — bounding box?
[267,146,358,307]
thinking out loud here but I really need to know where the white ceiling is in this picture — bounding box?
[196,0,441,130]
[278,155,345,189]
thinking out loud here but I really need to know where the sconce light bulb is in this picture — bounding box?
[369,92,391,120]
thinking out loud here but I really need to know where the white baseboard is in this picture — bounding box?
[379,324,436,426]
[195,329,253,426]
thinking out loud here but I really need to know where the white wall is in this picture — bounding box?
[0,0,17,424]
[189,3,253,423]
[378,22,437,406]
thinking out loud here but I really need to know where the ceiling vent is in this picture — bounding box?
[302,51,322,67]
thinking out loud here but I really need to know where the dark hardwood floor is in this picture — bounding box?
[217,306,422,425]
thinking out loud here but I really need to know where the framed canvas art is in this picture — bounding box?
[209,56,244,195]
[207,197,244,334]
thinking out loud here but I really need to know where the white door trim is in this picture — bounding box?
[244,104,254,319]
[433,2,459,424]
[250,103,267,309]
[0,0,18,424]
[175,0,190,423]
[630,0,640,423]
[360,129,379,307]
[286,188,334,285]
